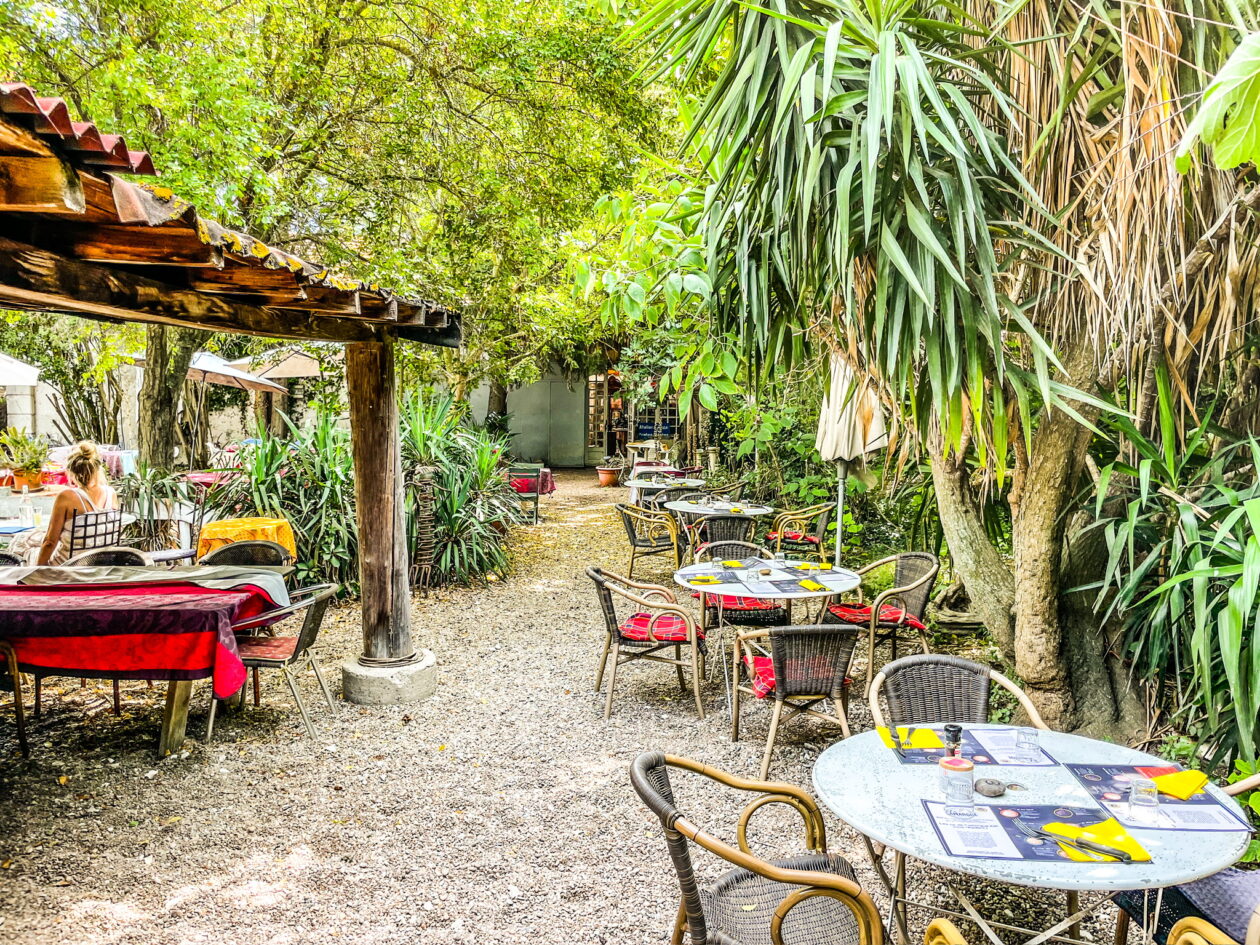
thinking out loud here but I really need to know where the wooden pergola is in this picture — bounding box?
[0,84,454,679]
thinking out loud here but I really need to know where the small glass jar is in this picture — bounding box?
[939,757,975,817]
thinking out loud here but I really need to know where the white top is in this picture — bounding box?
[624,478,706,489]
[673,559,860,600]
[664,500,774,517]
[813,726,1252,892]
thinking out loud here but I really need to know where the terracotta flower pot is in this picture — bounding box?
[12,468,42,491]
[596,466,620,487]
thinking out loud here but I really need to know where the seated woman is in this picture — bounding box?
[9,441,119,565]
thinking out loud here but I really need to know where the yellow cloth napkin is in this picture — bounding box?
[688,575,720,585]
[721,560,745,568]
[876,726,945,749]
[798,579,827,591]
[795,563,833,571]
[1152,770,1209,800]
[729,506,744,513]
[1042,818,1151,862]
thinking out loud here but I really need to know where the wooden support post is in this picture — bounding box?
[346,335,414,664]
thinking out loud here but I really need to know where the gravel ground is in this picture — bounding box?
[0,471,1116,943]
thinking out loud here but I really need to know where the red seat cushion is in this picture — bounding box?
[236,635,299,661]
[689,592,783,612]
[827,603,927,631]
[766,530,820,544]
[619,612,700,644]
[744,654,776,698]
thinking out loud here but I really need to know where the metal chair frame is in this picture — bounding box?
[508,463,543,524]
[829,551,940,686]
[587,567,705,720]
[615,503,681,578]
[207,583,339,741]
[768,503,836,564]
[630,751,885,945]
[733,623,864,779]
[67,508,123,557]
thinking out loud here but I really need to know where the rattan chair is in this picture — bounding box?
[64,545,150,566]
[692,513,756,554]
[692,541,787,630]
[646,485,701,511]
[868,654,1049,731]
[587,567,705,719]
[733,624,864,779]
[0,552,21,566]
[614,503,681,578]
[0,641,28,757]
[767,503,836,564]
[826,551,940,685]
[200,539,294,567]
[1113,773,1260,945]
[507,463,543,524]
[207,583,339,741]
[67,509,123,557]
[630,751,885,945]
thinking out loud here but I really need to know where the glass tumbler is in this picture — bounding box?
[1127,777,1160,825]
[1015,727,1041,763]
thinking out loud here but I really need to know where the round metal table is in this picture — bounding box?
[813,725,1252,943]
[625,477,706,504]
[663,500,775,518]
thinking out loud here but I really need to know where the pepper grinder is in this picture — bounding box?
[943,723,963,758]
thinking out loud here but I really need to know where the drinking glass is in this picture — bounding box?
[1127,777,1160,825]
[1015,727,1041,763]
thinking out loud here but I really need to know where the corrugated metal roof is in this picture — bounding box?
[0,83,156,175]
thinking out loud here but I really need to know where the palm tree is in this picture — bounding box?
[631,0,1258,731]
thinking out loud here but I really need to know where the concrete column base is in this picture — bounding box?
[341,649,437,705]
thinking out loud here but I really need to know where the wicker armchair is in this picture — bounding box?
[65,545,150,566]
[692,513,756,554]
[693,541,787,631]
[766,503,835,564]
[868,654,1048,731]
[200,539,294,567]
[1114,773,1260,945]
[733,624,864,779]
[0,552,22,566]
[615,503,681,578]
[630,752,885,945]
[826,552,939,685]
[587,567,705,719]
[647,485,704,511]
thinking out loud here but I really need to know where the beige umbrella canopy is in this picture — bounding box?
[816,354,888,560]
[227,346,336,381]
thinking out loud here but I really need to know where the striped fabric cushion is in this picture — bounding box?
[744,654,776,698]
[619,612,699,643]
[827,602,927,631]
[766,530,820,544]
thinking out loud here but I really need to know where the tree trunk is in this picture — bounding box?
[487,378,508,417]
[138,324,205,472]
[928,435,1015,652]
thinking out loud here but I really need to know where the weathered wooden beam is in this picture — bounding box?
[346,337,414,663]
[0,235,382,342]
[56,222,222,267]
[0,155,85,213]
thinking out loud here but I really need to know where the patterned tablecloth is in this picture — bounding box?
[509,468,556,496]
[198,517,297,560]
[0,581,279,698]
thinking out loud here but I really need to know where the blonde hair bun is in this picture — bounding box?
[66,441,104,486]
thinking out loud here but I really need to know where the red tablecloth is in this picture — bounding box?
[510,468,556,495]
[0,581,277,698]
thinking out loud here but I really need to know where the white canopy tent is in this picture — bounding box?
[815,353,888,561]
[0,352,40,387]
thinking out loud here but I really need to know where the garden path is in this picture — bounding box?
[0,472,1110,943]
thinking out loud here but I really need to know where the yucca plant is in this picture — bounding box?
[1088,394,1260,764]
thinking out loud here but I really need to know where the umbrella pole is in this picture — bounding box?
[835,459,849,564]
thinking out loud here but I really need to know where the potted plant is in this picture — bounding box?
[0,427,50,491]
[596,455,624,487]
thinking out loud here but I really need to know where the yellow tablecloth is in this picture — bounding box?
[197,517,297,560]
